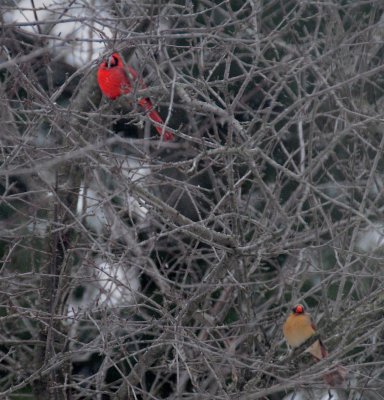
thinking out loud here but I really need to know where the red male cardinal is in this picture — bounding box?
[283,304,346,386]
[97,52,173,141]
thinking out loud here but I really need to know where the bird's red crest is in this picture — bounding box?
[102,53,120,69]
[292,304,304,314]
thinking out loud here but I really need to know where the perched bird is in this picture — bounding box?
[97,52,173,141]
[283,304,346,386]
[283,304,327,360]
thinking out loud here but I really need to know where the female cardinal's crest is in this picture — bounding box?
[292,304,304,314]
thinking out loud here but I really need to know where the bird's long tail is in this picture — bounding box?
[308,340,346,386]
[138,97,174,141]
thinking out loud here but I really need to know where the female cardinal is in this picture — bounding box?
[283,304,346,386]
[97,52,173,141]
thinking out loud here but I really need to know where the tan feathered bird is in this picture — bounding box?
[283,304,346,386]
